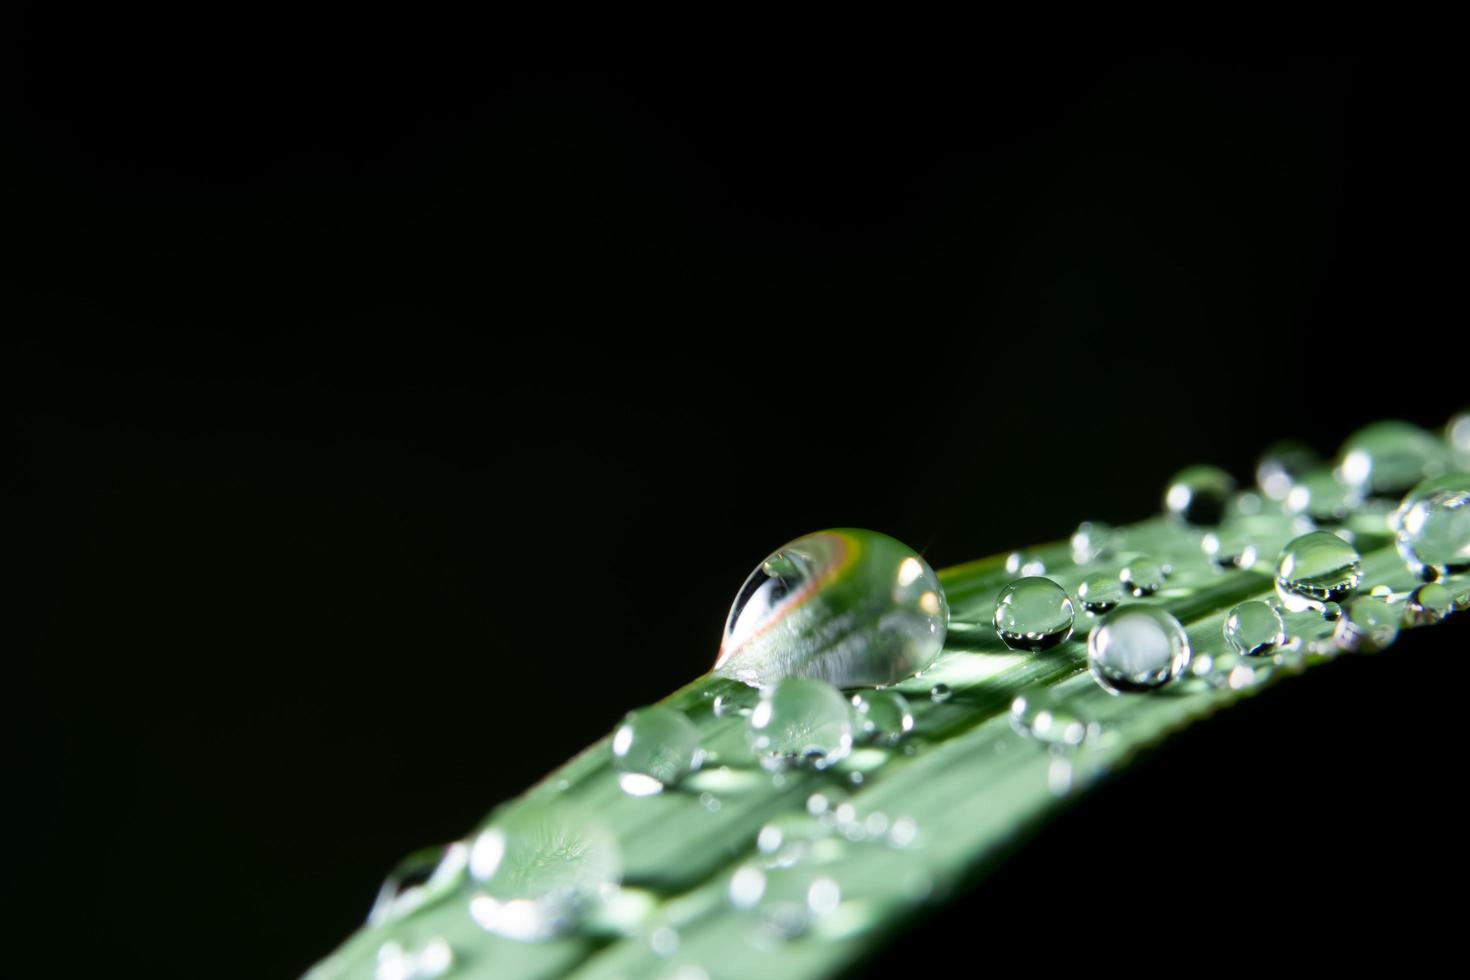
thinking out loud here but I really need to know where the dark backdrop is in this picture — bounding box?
[4,22,1465,977]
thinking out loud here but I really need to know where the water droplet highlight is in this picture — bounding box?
[716,529,948,688]
[992,577,1075,651]
[1078,575,1123,614]
[1009,689,1090,749]
[1274,531,1362,612]
[929,683,953,704]
[1396,483,1470,579]
[849,690,914,746]
[746,677,853,771]
[1164,465,1236,525]
[1222,601,1286,657]
[1284,471,1360,523]
[1087,605,1192,694]
[1005,551,1047,577]
[1257,440,1321,501]
[1202,526,1258,570]
[611,706,704,796]
[1071,521,1113,563]
[1120,557,1165,597]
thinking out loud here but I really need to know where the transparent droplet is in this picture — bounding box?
[849,690,914,746]
[1202,526,1259,570]
[1274,531,1362,612]
[611,706,704,796]
[1120,557,1165,597]
[1078,575,1123,614]
[1257,440,1321,501]
[1391,472,1470,533]
[1005,551,1047,577]
[1321,601,1343,621]
[368,843,469,927]
[746,677,853,771]
[1196,649,1263,690]
[467,802,622,942]
[1009,689,1090,749]
[929,683,953,704]
[1283,470,1361,523]
[712,686,758,718]
[1071,521,1113,563]
[1164,465,1236,525]
[1337,420,1451,498]
[1087,605,1192,694]
[992,577,1075,652]
[1404,583,1455,627]
[1396,487,1470,579]
[1222,600,1286,657]
[1332,597,1400,654]
[716,529,948,688]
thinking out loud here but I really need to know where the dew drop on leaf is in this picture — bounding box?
[1274,531,1362,612]
[1086,605,1192,694]
[992,577,1075,651]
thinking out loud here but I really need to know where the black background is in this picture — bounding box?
[4,19,1466,977]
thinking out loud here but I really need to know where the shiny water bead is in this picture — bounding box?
[1086,605,1192,694]
[1321,601,1343,621]
[1009,689,1090,749]
[1337,420,1451,498]
[1397,488,1470,578]
[716,529,948,689]
[1071,521,1113,563]
[1078,575,1123,614]
[1164,465,1236,525]
[1195,649,1264,691]
[929,683,952,704]
[1332,597,1400,653]
[1005,551,1047,577]
[1120,556,1165,597]
[1274,531,1362,612]
[1404,583,1455,626]
[1222,601,1286,656]
[1283,470,1360,523]
[1202,526,1258,570]
[1256,440,1321,501]
[611,706,704,795]
[849,690,914,746]
[467,803,622,942]
[1391,473,1470,532]
[712,686,758,718]
[992,577,1075,651]
[746,677,853,771]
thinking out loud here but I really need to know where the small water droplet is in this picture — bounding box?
[888,816,919,848]
[1120,557,1165,597]
[1404,582,1455,626]
[1202,526,1259,570]
[1257,440,1321,501]
[1222,601,1286,656]
[1086,605,1192,694]
[1005,551,1047,577]
[1396,482,1470,579]
[1321,601,1343,621]
[712,686,758,718]
[1047,756,1074,795]
[467,803,621,942]
[1071,521,1113,563]
[1333,597,1400,653]
[1078,575,1123,614]
[1198,650,1263,690]
[1275,531,1362,612]
[1164,465,1236,525]
[611,706,704,796]
[1448,410,1470,466]
[716,529,949,689]
[1337,420,1451,498]
[992,577,1076,651]
[375,937,454,980]
[929,683,953,704]
[1284,470,1361,524]
[746,677,853,771]
[729,864,767,909]
[650,925,680,957]
[849,690,914,746]
[1009,688,1090,749]
[1369,584,1394,599]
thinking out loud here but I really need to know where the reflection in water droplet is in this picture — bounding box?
[611,706,704,796]
[467,803,622,942]
[746,677,853,771]
[1223,601,1286,657]
[849,690,914,746]
[1275,531,1362,612]
[1078,575,1123,614]
[1120,557,1165,597]
[1009,688,1090,749]
[1405,583,1455,626]
[1333,597,1400,653]
[1087,605,1192,694]
[1164,465,1236,525]
[1397,486,1470,579]
[716,529,948,689]
[929,683,953,704]
[1005,551,1047,577]
[1071,521,1113,563]
[1257,441,1321,501]
[1337,420,1451,498]
[992,577,1075,651]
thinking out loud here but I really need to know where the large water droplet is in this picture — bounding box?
[849,690,914,746]
[1164,465,1236,526]
[467,803,622,942]
[992,577,1075,651]
[1275,531,1362,612]
[746,677,853,771]
[1087,605,1192,694]
[716,529,948,688]
[611,706,704,796]
[1332,597,1400,653]
[1222,600,1286,656]
[1009,688,1090,749]
[1396,485,1470,579]
[1078,575,1123,614]
[1337,420,1451,498]
[1120,557,1165,597]
[1256,440,1321,501]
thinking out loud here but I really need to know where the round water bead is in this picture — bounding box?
[930,683,953,704]
[1222,600,1286,657]
[1087,605,1192,694]
[747,677,853,771]
[1009,689,1090,749]
[1332,597,1400,654]
[1337,420,1451,498]
[1005,551,1047,577]
[1202,526,1259,570]
[992,577,1075,651]
[1120,556,1165,597]
[1391,473,1470,533]
[1078,575,1123,614]
[1275,531,1362,612]
[1164,465,1236,526]
[1321,601,1343,621]
[611,706,704,795]
[1396,487,1470,579]
[716,529,948,689]
[849,690,914,746]
[1071,521,1113,563]
[467,802,622,942]
[1256,440,1321,501]
[1283,470,1360,523]
[1404,583,1455,627]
